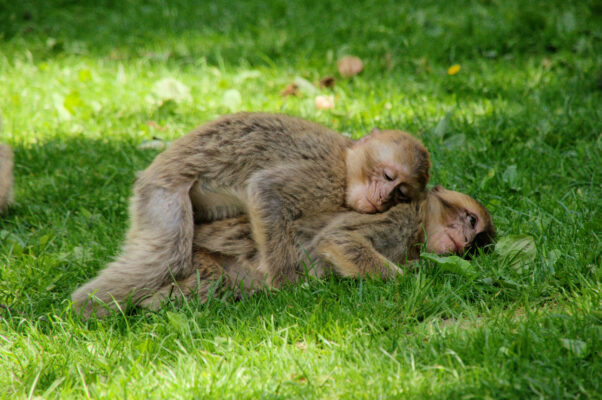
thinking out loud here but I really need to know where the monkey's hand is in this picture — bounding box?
[315,232,403,279]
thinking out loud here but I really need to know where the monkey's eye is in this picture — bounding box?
[384,172,394,181]
[467,214,477,228]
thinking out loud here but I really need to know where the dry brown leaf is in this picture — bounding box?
[338,56,363,78]
[319,76,335,88]
[383,52,393,71]
[146,121,167,131]
[281,83,299,97]
[315,95,335,110]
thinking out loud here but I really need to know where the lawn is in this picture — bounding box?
[0,0,600,398]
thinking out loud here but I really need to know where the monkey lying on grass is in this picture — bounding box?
[73,113,431,315]
[74,186,494,316]
[0,144,14,213]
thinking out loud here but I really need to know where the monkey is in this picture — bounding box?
[0,144,14,214]
[75,186,494,315]
[72,112,431,315]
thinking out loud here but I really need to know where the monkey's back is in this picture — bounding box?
[147,113,353,188]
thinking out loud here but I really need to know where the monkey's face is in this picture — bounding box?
[346,129,430,213]
[425,187,495,256]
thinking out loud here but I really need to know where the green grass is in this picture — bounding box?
[0,0,600,398]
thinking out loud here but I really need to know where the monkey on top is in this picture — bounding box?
[72,113,494,318]
[73,113,431,315]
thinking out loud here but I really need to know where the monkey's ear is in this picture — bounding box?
[356,128,381,145]
[432,185,443,192]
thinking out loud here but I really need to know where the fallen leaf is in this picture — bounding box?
[319,76,335,88]
[166,311,188,332]
[495,235,536,270]
[338,56,363,78]
[222,89,242,110]
[281,83,299,97]
[293,76,319,95]
[502,165,521,190]
[421,253,477,279]
[116,64,126,83]
[234,70,261,84]
[545,249,561,268]
[431,112,453,139]
[137,139,167,150]
[146,121,167,131]
[383,52,393,70]
[151,78,192,103]
[448,64,461,75]
[443,133,465,149]
[560,339,588,357]
[315,95,335,110]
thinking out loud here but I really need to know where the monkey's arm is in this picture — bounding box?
[311,213,404,278]
[247,162,344,285]
[314,233,402,278]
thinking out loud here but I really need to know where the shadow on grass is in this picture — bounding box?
[2,0,600,67]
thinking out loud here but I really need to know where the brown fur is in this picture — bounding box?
[72,113,430,317]
[0,144,14,213]
[143,187,494,309]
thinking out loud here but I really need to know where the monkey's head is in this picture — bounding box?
[345,129,431,213]
[425,186,495,257]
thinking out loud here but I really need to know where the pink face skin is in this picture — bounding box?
[347,163,411,213]
[426,206,483,254]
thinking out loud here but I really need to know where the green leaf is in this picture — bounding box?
[421,253,476,278]
[431,112,453,139]
[502,165,521,190]
[545,249,561,266]
[560,339,587,357]
[166,311,188,332]
[495,234,536,270]
[443,133,465,149]
[151,78,192,103]
[222,89,242,110]
[293,76,319,95]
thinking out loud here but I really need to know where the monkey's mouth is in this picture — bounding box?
[365,198,379,213]
[446,233,462,254]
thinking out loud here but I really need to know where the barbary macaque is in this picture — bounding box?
[72,113,430,315]
[76,186,494,315]
[0,144,14,213]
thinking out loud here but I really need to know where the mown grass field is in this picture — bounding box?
[0,0,600,398]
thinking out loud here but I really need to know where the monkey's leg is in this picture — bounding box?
[246,165,320,286]
[315,233,403,279]
[72,182,195,318]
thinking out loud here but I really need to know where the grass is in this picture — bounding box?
[0,0,600,398]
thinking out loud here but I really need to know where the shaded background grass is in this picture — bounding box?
[0,0,600,398]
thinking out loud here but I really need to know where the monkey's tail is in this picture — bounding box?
[72,181,195,318]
